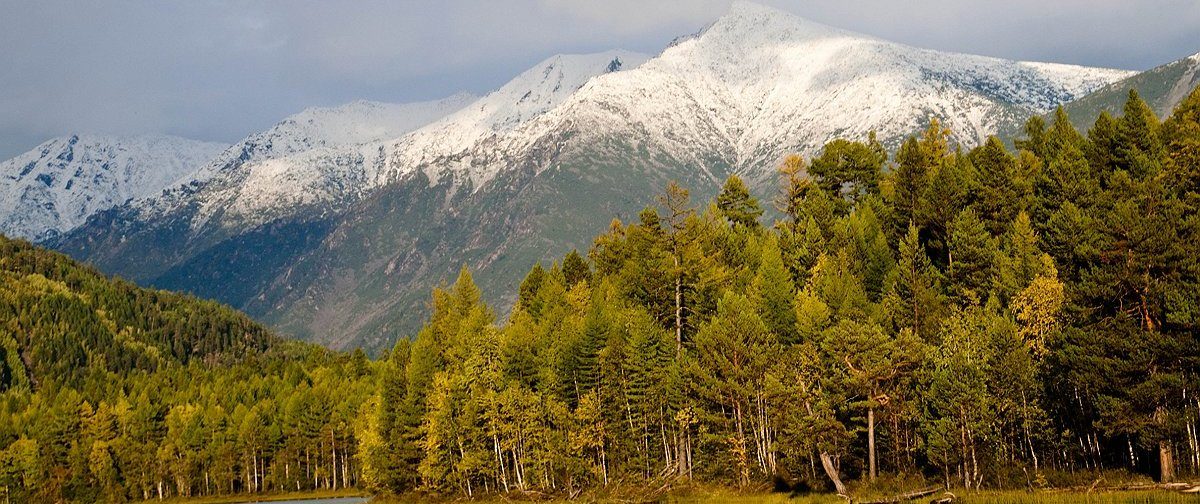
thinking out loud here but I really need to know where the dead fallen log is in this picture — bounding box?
[929,491,957,504]
[855,485,941,503]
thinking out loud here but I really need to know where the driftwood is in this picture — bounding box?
[855,485,941,503]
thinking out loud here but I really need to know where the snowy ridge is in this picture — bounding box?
[38,2,1137,238]
[130,93,473,229]
[0,134,225,240]
[404,0,1134,188]
[190,93,477,183]
[388,50,649,186]
[189,51,647,227]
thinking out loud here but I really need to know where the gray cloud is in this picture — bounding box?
[2,0,1197,159]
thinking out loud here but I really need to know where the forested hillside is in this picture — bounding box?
[0,236,275,391]
[2,86,1198,502]
[0,238,374,502]
[354,88,1200,497]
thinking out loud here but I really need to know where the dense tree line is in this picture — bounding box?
[356,89,1200,497]
[0,346,374,502]
[1,88,1198,502]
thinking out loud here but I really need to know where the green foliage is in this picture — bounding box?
[946,209,996,306]
[6,89,1200,501]
[809,136,886,211]
[716,175,764,228]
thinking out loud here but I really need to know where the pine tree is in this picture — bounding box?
[688,292,777,486]
[754,236,798,344]
[716,175,764,229]
[883,223,943,342]
[946,209,995,307]
[1117,89,1164,177]
[1086,111,1122,175]
[838,201,894,300]
[971,136,1021,235]
[1162,86,1200,193]
[918,151,975,266]
[809,137,885,208]
[1016,115,1049,160]
[822,320,923,482]
[517,263,547,316]
[890,119,951,241]
[994,212,1049,301]
[923,308,996,490]
[562,250,592,288]
[1032,140,1098,228]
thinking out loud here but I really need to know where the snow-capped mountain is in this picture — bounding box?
[165,93,476,228]
[0,134,225,241]
[51,1,1148,350]
[394,1,1131,188]
[49,49,647,292]
[389,50,649,186]
[190,94,478,183]
[188,52,643,228]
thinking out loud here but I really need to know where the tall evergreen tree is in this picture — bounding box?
[883,223,943,342]
[971,136,1022,235]
[753,236,798,343]
[946,209,996,307]
[808,137,886,209]
[716,175,764,229]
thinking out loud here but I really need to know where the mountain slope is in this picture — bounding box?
[49,51,643,325]
[250,3,1135,349]
[0,235,276,392]
[0,134,225,241]
[1059,51,1200,130]
[52,2,1136,350]
[50,93,478,288]
[389,50,649,187]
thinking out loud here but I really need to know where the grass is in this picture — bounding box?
[958,489,1195,503]
[147,488,367,504]
[371,485,1197,504]
[150,477,1199,504]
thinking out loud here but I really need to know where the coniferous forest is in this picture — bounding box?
[2,88,1200,502]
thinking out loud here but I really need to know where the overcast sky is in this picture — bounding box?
[2,0,1198,159]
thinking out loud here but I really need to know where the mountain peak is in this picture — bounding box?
[725,0,790,18]
[708,1,852,42]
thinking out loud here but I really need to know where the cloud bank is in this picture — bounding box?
[1,0,1197,158]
